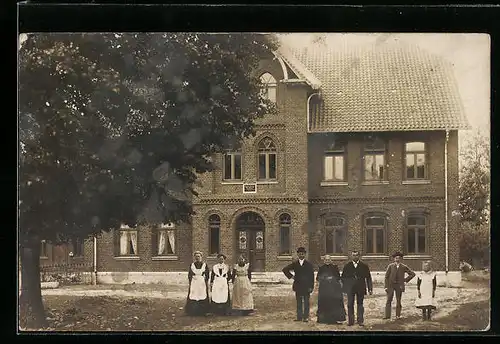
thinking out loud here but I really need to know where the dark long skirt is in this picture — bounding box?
[317,279,346,324]
[211,292,231,315]
[185,283,210,316]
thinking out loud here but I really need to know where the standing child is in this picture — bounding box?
[415,261,437,321]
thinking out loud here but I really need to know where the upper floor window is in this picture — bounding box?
[154,223,176,256]
[279,213,292,255]
[223,150,242,181]
[406,213,428,254]
[323,140,346,182]
[260,72,277,103]
[405,142,427,180]
[364,213,387,254]
[208,215,221,256]
[116,224,138,256]
[72,238,84,257]
[258,137,277,181]
[40,240,48,258]
[364,137,387,181]
[323,214,347,255]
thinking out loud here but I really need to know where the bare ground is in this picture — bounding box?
[32,281,490,332]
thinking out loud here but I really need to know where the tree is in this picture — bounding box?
[458,129,490,267]
[19,33,279,328]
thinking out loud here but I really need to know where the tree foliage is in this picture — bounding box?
[18,33,279,328]
[458,129,490,267]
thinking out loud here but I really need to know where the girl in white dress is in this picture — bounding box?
[210,253,231,315]
[231,255,254,315]
[415,261,437,321]
[185,251,210,316]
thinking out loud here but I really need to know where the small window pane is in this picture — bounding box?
[209,227,220,255]
[406,154,415,179]
[324,156,334,180]
[418,229,426,253]
[224,155,232,179]
[280,213,291,224]
[416,154,426,179]
[366,216,385,226]
[408,228,416,253]
[375,228,384,253]
[267,87,277,103]
[258,154,266,179]
[279,227,290,255]
[234,154,242,180]
[335,229,345,254]
[366,229,374,254]
[334,156,344,180]
[406,142,425,152]
[326,229,334,253]
[408,215,426,226]
[269,153,277,179]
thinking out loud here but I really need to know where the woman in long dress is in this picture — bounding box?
[415,261,437,321]
[231,255,254,316]
[185,251,210,316]
[316,255,346,324]
[210,253,231,315]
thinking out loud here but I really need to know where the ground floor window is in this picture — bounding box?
[406,213,428,254]
[40,240,48,258]
[364,214,387,254]
[279,213,291,255]
[72,238,84,257]
[208,215,221,256]
[323,215,347,255]
[155,224,176,256]
[116,225,138,256]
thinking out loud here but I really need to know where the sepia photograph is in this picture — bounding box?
[18,32,490,332]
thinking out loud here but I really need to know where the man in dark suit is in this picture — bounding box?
[384,251,416,319]
[341,250,373,326]
[282,247,315,322]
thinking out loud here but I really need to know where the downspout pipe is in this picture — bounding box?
[445,130,450,276]
[93,235,97,285]
[307,93,320,133]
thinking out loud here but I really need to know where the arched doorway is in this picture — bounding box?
[235,212,266,272]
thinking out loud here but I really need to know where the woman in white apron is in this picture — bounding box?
[210,253,231,315]
[185,251,210,316]
[231,255,254,315]
[415,261,437,321]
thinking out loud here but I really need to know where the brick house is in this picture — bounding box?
[72,40,470,285]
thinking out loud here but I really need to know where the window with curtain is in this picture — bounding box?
[323,140,346,182]
[258,137,277,181]
[72,238,84,257]
[156,223,176,256]
[364,136,386,181]
[208,214,221,256]
[260,72,277,103]
[364,214,387,254]
[223,150,242,181]
[117,225,139,256]
[405,142,427,179]
[406,214,428,254]
[323,215,347,254]
[279,213,291,255]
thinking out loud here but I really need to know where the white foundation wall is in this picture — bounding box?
[96,271,462,287]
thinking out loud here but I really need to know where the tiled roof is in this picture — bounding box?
[285,42,471,132]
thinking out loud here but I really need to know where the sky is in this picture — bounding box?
[278,33,491,144]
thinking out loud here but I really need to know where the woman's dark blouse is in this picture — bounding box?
[316,264,341,281]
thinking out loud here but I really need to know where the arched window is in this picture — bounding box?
[364,213,387,254]
[323,214,347,254]
[406,213,428,254]
[279,213,291,255]
[257,137,277,181]
[208,215,221,256]
[405,142,427,180]
[260,72,277,103]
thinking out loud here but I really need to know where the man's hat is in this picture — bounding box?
[297,247,307,253]
[392,251,404,258]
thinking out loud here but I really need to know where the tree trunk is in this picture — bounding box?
[19,242,48,329]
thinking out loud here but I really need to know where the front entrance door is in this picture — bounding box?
[236,212,265,272]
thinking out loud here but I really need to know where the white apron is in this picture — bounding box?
[415,271,437,308]
[189,262,207,301]
[211,264,229,304]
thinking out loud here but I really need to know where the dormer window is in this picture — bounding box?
[260,73,277,103]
